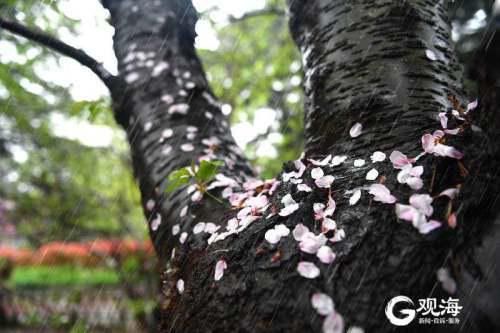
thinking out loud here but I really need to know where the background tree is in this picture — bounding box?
[1,0,500,332]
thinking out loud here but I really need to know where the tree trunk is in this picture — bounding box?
[100,0,500,332]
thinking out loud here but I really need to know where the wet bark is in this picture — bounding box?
[99,0,500,332]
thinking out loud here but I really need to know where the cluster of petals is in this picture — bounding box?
[264,224,290,244]
[395,194,441,234]
[421,130,463,159]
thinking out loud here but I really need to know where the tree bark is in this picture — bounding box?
[99,0,500,332]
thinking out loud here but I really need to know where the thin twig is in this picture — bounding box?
[0,17,121,94]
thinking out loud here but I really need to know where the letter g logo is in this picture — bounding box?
[385,296,416,326]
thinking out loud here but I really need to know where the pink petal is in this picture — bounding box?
[151,213,162,231]
[322,218,337,232]
[349,189,361,206]
[368,184,396,204]
[297,261,320,279]
[418,220,441,234]
[331,155,347,166]
[406,177,423,190]
[349,122,363,138]
[265,229,281,244]
[439,188,459,199]
[448,212,457,228]
[421,134,435,153]
[237,207,252,220]
[279,203,300,216]
[293,223,310,241]
[365,168,379,181]
[176,279,185,294]
[311,293,334,316]
[370,151,386,163]
[409,194,434,216]
[395,204,417,222]
[389,151,413,169]
[309,155,332,166]
[275,224,290,237]
[315,175,335,188]
[438,112,448,129]
[193,222,206,234]
[444,128,461,135]
[311,167,324,179]
[299,232,327,254]
[317,246,336,264]
[323,312,345,333]
[433,144,463,159]
[214,259,227,281]
[298,184,313,192]
[466,99,478,113]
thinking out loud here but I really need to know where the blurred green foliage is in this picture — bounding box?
[8,265,119,287]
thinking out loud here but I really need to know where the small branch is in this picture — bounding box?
[229,8,286,23]
[0,17,122,95]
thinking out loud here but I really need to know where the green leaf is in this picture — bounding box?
[195,160,223,183]
[166,167,192,193]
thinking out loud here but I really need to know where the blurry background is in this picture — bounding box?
[0,0,495,331]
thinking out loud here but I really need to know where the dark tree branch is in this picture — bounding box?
[0,16,123,96]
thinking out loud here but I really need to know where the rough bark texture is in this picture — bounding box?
[102,0,254,262]
[96,0,500,332]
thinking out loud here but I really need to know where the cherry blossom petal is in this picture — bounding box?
[368,184,396,204]
[437,267,457,294]
[311,167,324,179]
[418,220,441,234]
[205,222,219,234]
[433,144,463,159]
[298,183,313,192]
[309,155,332,166]
[365,168,379,181]
[323,312,345,333]
[176,279,185,294]
[150,214,161,231]
[317,246,336,264]
[426,49,437,61]
[265,228,281,244]
[330,229,346,243]
[214,259,227,281]
[193,222,206,234]
[370,151,386,163]
[409,194,433,216]
[349,122,363,138]
[311,293,334,316]
[444,128,460,135]
[349,189,362,206]
[438,112,448,129]
[421,134,435,153]
[439,188,459,199]
[299,232,327,254]
[447,212,457,228]
[279,203,300,216]
[322,218,337,232]
[331,155,347,166]
[466,99,478,113]
[293,224,309,241]
[275,224,290,237]
[395,204,417,222]
[172,224,180,235]
[315,175,335,188]
[406,177,423,190]
[180,205,188,217]
[297,261,320,279]
[353,159,365,167]
[389,151,413,169]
